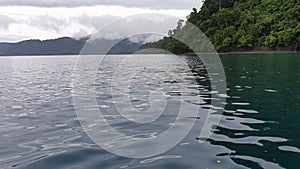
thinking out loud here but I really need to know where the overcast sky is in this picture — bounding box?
[0,0,203,42]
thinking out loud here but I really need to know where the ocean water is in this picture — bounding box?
[0,53,299,169]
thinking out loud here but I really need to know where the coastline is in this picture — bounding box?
[218,50,300,55]
[181,50,300,56]
[218,46,300,54]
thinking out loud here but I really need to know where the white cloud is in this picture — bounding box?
[28,15,67,33]
[90,14,179,40]
[73,15,120,31]
[0,0,202,10]
[0,33,28,42]
[0,15,14,30]
[0,2,203,42]
[128,34,163,44]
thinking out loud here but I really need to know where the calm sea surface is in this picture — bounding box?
[0,53,299,169]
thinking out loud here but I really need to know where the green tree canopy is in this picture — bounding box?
[142,0,300,53]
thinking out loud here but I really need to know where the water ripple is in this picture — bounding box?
[140,155,182,164]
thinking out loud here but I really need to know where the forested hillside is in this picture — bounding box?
[142,0,300,53]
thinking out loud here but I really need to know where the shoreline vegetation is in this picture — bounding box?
[184,51,300,55]
[141,0,300,54]
[218,46,300,54]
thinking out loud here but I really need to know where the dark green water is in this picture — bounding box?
[218,53,300,168]
[0,53,299,169]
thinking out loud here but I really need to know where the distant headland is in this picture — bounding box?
[0,37,144,56]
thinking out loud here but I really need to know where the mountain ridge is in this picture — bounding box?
[0,37,143,56]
